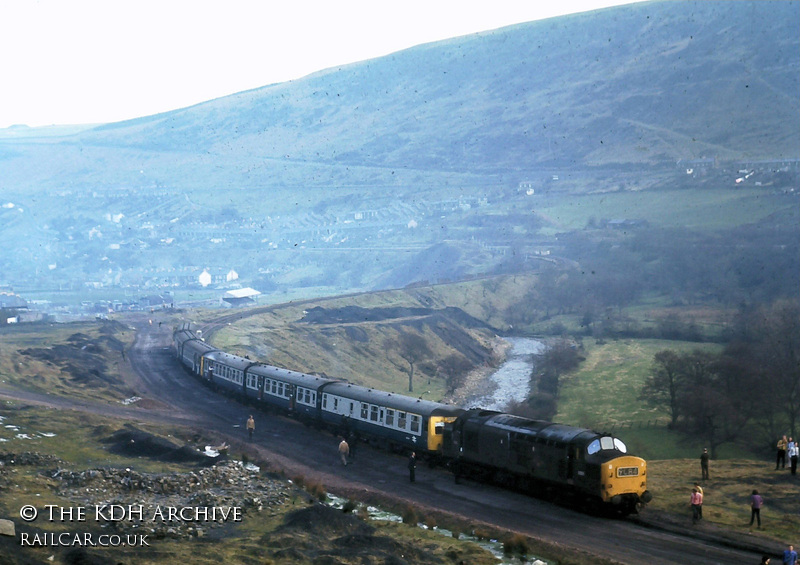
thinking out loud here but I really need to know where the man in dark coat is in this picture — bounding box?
[408,452,417,483]
[700,448,710,480]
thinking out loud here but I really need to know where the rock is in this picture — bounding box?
[0,519,15,536]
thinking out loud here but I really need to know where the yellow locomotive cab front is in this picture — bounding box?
[601,455,649,504]
[427,415,459,452]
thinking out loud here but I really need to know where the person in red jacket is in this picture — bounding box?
[690,487,703,524]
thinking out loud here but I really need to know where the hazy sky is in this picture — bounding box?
[0,0,641,129]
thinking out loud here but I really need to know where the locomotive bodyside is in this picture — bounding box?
[443,410,650,514]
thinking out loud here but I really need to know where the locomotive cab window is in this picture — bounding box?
[588,436,628,455]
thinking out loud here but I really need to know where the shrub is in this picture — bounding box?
[503,533,529,557]
[305,480,326,501]
[401,505,419,525]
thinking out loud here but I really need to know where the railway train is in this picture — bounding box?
[173,322,651,514]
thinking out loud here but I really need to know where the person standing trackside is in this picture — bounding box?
[777,435,788,469]
[690,487,703,524]
[338,437,350,466]
[783,545,798,565]
[700,448,710,480]
[749,489,763,529]
[246,415,255,440]
[693,482,704,519]
[408,452,417,483]
[788,438,799,476]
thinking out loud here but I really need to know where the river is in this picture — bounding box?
[464,337,545,411]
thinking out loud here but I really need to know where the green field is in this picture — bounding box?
[536,188,789,231]
[555,338,723,435]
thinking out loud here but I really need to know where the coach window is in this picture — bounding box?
[410,415,420,433]
[278,382,283,396]
[398,412,407,430]
[370,405,379,422]
[385,409,395,427]
[361,403,369,419]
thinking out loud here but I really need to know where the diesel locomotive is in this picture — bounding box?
[173,322,651,514]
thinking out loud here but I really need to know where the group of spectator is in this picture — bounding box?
[776,436,798,475]
[693,439,798,564]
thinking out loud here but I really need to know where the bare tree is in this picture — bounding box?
[439,353,473,395]
[641,350,685,428]
[731,299,800,440]
[394,331,432,393]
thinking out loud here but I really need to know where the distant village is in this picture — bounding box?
[1,158,796,325]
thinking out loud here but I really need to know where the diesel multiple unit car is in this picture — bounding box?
[173,322,650,514]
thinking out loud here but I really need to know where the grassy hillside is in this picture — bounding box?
[0,2,796,310]
[210,289,505,400]
[0,321,135,403]
[2,1,797,195]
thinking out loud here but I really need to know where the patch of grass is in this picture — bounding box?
[0,404,200,472]
[535,188,789,231]
[645,458,799,542]
[555,338,722,434]
[0,320,136,403]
